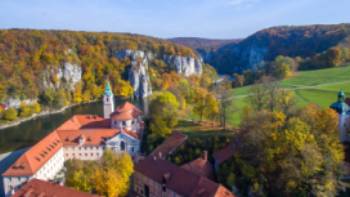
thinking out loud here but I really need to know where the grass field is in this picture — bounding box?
[228,65,350,126]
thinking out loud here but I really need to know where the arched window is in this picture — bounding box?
[120,141,126,151]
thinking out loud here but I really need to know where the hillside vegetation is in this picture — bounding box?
[0,29,217,124]
[229,65,350,125]
[0,29,196,102]
[173,24,350,75]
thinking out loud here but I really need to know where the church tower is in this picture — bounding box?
[103,81,114,119]
[330,90,350,142]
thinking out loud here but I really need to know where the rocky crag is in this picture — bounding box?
[116,49,203,99]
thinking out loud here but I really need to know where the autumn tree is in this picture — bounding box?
[214,78,234,129]
[232,73,245,87]
[93,150,134,197]
[226,106,345,196]
[149,91,179,136]
[248,77,295,114]
[2,108,18,121]
[193,87,219,122]
[270,55,297,79]
[31,102,41,113]
[65,150,134,197]
[19,103,32,117]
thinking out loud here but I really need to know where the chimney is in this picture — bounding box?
[202,150,208,161]
[158,151,163,159]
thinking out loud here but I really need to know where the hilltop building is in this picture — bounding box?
[330,90,350,142]
[2,82,144,197]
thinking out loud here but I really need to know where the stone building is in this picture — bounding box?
[2,82,144,197]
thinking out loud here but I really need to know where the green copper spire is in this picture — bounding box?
[330,90,349,114]
[104,81,113,96]
[338,90,345,102]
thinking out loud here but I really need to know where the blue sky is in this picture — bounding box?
[0,0,349,39]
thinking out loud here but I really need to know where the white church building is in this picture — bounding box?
[2,82,144,197]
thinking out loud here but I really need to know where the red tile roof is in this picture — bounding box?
[181,153,214,179]
[110,102,142,121]
[213,141,237,165]
[150,132,187,159]
[0,103,7,110]
[3,131,63,177]
[56,115,109,130]
[12,179,100,197]
[56,129,119,146]
[3,118,120,177]
[3,105,143,177]
[135,157,234,197]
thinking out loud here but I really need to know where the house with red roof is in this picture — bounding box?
[2,82,144,197]
[12,179,100,197]
[133,156,235,197]
[0,104,8,111]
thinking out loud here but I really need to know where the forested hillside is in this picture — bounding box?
[169,37,239,51]
[0,29,213,122]
[173,24,350,75]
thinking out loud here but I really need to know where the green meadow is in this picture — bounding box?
[228,65,350,126]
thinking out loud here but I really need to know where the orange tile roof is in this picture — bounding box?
[3,111,142,177]
[150,132,187,159]
[56,129,119,146]
[122,130,140,140]
[135,157,235,197]
[3,131,63,177]
[12,179,100,197]
[110,102,142,121]
[56,115,109,130]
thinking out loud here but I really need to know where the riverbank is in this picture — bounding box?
[0,101,98,130]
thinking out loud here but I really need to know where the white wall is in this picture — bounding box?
[103,95,114,119]
[105,134,140,156]
[63,145,104,161]
[3,148,64,197]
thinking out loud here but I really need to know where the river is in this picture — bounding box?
[0,102,103,154]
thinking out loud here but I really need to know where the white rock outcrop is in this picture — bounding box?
[5,98,37,109]
[163,55,203,76]
[57,63,82,90]
[116,50,153,99]
[42,62,82,91]
[115,49,202,99]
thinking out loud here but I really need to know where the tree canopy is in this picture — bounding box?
[149,91,179,137]
[65,150,134,197]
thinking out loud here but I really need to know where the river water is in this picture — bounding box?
[0,102,103,153]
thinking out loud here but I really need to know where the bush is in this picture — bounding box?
[32,103,41,113]
[3,108,18,121]
[19,104,33,118]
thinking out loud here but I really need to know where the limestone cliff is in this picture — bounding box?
[42,62,82,91]
[163,55,202,76]
[115,49,203,99]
